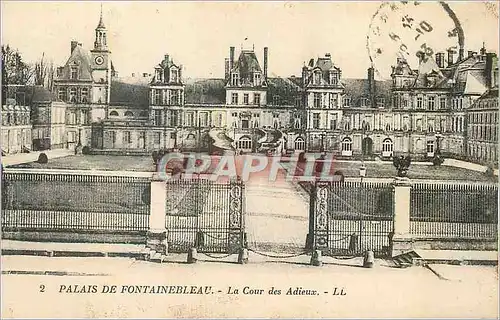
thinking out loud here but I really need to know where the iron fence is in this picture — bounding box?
[165,177,245,253]
[311,181,394,257]
[2,172,150,232]
[410,182,498,238]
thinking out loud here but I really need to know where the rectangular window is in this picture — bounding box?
[312,113,320,129]
[171,90,178,105]
[69,88,77,103]
[154,110,162,126]
[154,132,161,144]
[254,73,261,85]
[439,97,446,109]
[199,112,208,127]
[330,72,338,85]
[417,97,423,109]
[343,97,351,107]
[330,116,337,130]
[254,93,261,105]
[243,93,249,105]
[314,93,321,108]
[185,112,194,127]
[70,67,78,80]
[402,99,408,108]
[123,131,131,144]
[154,89,161,105]
[428,96,435,110]
[231,73,239,86]
[231,93,238,105]
[377,97,385,108]
[80,88,89,103]
[58,88,66,101]
[329,93,338,108]
[170,69,178,83]
[427,141,434,153]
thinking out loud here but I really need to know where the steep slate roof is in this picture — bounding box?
[267,77,301,106]
[4,85,61,105]
[342,79,392,107]
[56,45,93,81]
[184,78,226,104]
[229,50,266,86]
[110,77,149,108]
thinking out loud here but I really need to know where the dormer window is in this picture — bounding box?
[231,73,239,86]
[70,66,78,80]
[330,72,338,85]
[254,73,261,86]
[155,69,162,82]
[313,71,321,85]
[170,68,179,83]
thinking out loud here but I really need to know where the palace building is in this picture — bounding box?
[8,9,496,167]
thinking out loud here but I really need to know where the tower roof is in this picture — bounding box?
[96,5,105,29]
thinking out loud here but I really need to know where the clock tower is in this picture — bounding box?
[90,4,111,117]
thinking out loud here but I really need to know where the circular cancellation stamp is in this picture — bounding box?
[367,1,465,79]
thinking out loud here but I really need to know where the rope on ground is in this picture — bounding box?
[247,248,310,259]
[201,252,233,259]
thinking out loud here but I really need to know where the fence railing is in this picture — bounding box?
[2,171,151,232]
[311,181,394,257]
[410,182,498,239]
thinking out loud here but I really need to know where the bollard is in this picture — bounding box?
[363,250,374,268]
[195,231,205,247]
[349,234,358,252]
[187,247,198,264]
[310,250,323,267]
[238,248,249,264]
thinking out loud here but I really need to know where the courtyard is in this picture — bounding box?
[7,153,496,182]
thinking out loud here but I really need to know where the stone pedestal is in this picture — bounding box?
[146,174,168,254]
[390,177,413,257]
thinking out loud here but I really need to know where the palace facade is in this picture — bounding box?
[3,10,498,168]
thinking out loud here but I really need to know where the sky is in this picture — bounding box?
[1,1,499,81]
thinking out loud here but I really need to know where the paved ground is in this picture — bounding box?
[1,149,73,167]
[1,255,498,318]
[243,159,310,253]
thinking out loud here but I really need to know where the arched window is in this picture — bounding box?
[385,123,391,131]
[237,136,252,150]
[362,120,370,131]
[344,121,351,131]
[294,137,305,151]
[382,138,393,157]
[124,111,134,117]
[109,111,119,116]
[341,137,352,156]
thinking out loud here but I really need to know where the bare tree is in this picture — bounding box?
[2,45,34,104]
[34,52,47,86]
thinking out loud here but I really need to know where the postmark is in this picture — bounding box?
[367,1,466,79]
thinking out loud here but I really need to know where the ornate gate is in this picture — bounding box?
[310,181,394,257]
[165,177,245,254]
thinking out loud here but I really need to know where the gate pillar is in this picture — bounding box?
[311,182,330,253]
[147,173,168,254]
[389,177,413,257]
[228,177,245,254]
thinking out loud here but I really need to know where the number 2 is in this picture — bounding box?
[39,285,45,293]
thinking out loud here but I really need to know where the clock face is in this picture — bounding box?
[95,56,104,66]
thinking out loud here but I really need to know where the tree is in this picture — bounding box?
[33,52,55,90]
[1,45,33,85]
[1,45,33,104]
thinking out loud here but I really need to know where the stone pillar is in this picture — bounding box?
[389,177,413,257]
[146,174,168,254]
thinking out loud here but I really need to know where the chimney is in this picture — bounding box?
[325,53,331,58]
[485,53,496,88]
[467,50,475,58]
[164,54,170,64]
[435,52,445,68]
[263,47,268,78]
[230,46,235,71]
[447,49,455,66]
[225,58,230,79]
[302,65,308,86]
[132,73,135,77]
[368,67,375,107]
[480,46,487,55]
[71,41,78,53]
